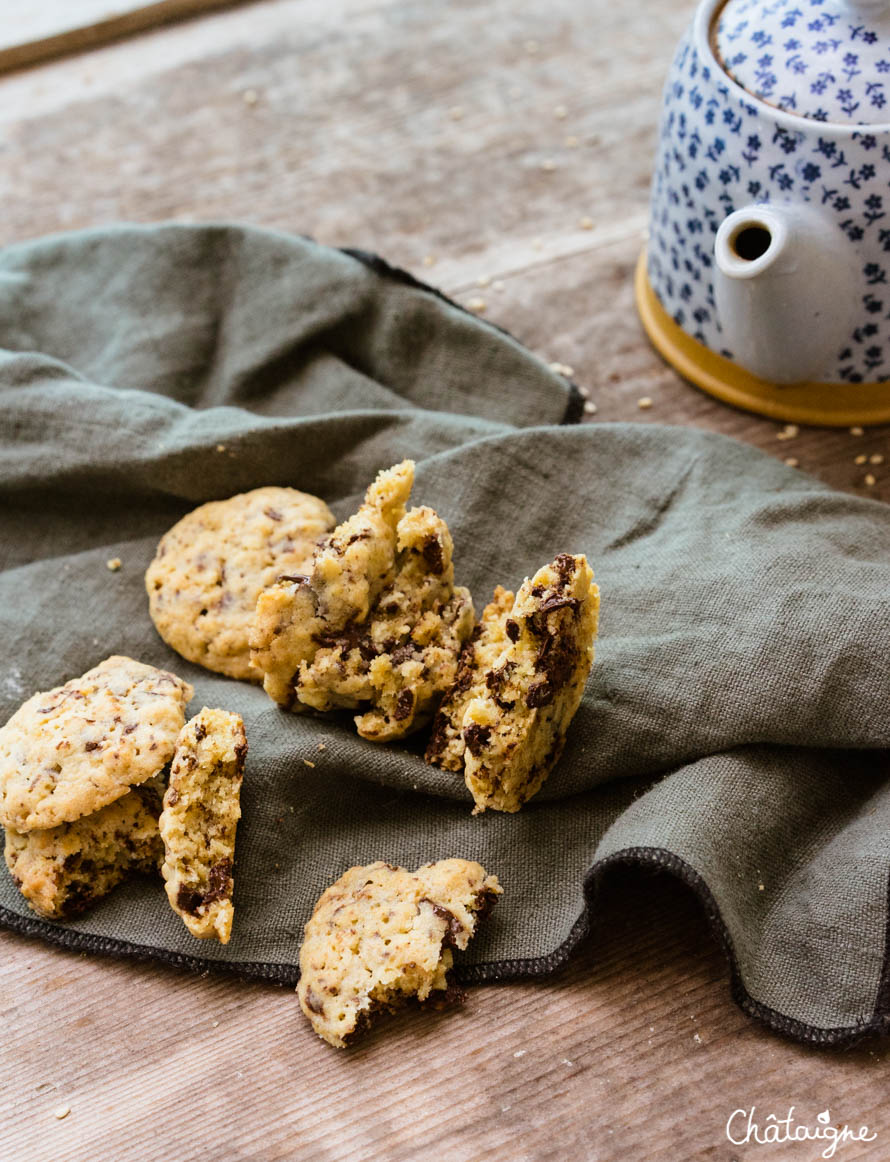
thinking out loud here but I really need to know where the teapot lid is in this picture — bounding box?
[714,0,890,124]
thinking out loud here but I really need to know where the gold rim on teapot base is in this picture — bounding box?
[635,251,890,429]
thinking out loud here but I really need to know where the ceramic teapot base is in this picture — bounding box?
[635,252,890,429]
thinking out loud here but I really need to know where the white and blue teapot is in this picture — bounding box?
[638,0,890,424]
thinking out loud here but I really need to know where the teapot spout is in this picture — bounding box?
[713,205,857,385]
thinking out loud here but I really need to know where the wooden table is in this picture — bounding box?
[2,2,888,1159]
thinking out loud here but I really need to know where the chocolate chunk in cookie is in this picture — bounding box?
[159,707,246,944]
[0,656,193,832]
[427,554,599,813]
[298,859,502,1048]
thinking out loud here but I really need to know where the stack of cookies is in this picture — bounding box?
[0,657,246,944]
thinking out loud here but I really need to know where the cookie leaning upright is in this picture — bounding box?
[427,554,599,813]
[159,707,247,944]
[250,461,475,739]
[298,859,502,1048]
[0,656,193,832]
[146,486,335,681]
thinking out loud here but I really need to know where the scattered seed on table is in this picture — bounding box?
[467,297,487,312]
[53,1106,70,1120]
[242,89,258,106]
[541,159,557,172]
[565,135,579,147]
[578,216,594,230]
[776,423,799,441]
[422,255,436,267]
[216,443,226,453]
[449,105,464,120]
[317,742,326,751]
[476,275,491,288]
[303,759,316,768]
[554,105,567,119]
[584,401,598,415]
[850,426,864,436]
[525,39,539,53]
[870,453,884,464]
[784,457,799,468]
[492,280,505,292]
[865,474,877,486]
[637,397,653,409]
[106,558,122,572]
[855,453,868,465]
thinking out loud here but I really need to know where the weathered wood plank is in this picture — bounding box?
[0,1,258,76]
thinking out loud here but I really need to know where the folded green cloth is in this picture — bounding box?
[1,224,888,1046]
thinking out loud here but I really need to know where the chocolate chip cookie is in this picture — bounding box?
[250,462,475,740]
[4,777,164,920]
[146,486,335,681]
[298,859,502,1048]
[426,554,599,813]
[0,656,193,832]
[159,707,247,944]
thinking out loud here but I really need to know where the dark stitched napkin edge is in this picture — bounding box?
[338,246,586,426]
[3,846,887,1048]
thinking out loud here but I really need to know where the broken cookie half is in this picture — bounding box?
[250,460,475,741]
[298,859,502,1048]
[159,707,247,944]
[426,553,599,814]
[4,777,165,920]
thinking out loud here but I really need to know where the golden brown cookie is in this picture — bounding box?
[146,486,335,680]
[0,656,193,832]
[159,707,246,944]
[4,778,164,920]
[426,554,599,813]
[298,859,502,1048]
[250,463,475,740]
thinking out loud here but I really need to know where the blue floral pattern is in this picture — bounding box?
[647,26,890,383]
[716,0,890,125]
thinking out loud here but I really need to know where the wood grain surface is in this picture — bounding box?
[1,1,888,1159]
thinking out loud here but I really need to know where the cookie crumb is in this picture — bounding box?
[850,426,864,436]
[317,742,326,751]
[467,297,487,312]
[53,1105,70,1120]
[303,758,316,768]
[637,397,653,410]
[784,457,799,468]
[584,401,598,415]
[864,473,877,487]
[106,558,122,572]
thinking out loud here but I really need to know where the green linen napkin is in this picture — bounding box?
[1,224,888,1047]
